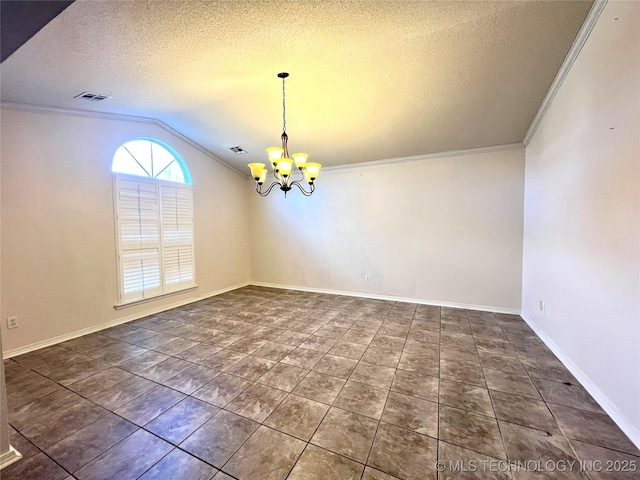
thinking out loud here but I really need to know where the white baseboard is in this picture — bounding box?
[2,282,250,359]
[0,446,22,470]
[249,282,521,315]
[520,312,640,450]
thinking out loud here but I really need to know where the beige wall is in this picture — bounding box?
[250,147,525,311]
[522,2,640,443]
[0,107,251,354]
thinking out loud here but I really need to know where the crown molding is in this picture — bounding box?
[0,101,524,178]
[322,142,524,172]
[0,101,246,177]
[523,0,608,146]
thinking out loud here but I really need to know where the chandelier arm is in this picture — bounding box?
[293,167,305,183]
[291,181,314,196]
[256,181,280,197]
[272,169,284,186]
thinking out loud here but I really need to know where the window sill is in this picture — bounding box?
[114,284,198,310]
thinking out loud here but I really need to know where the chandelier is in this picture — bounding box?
[248,72,321,197]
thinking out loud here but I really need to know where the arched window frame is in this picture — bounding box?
[112,138,197,306]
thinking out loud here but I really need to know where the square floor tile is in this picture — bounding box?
[368,422,437,480]
[569,440,640,480]
[225,426,306,480]
[45,413,138,473]
[490,390,559,433]
[153,338,200,356]
[175,343,223,363]
[381,391,438,437]
[137,357,193,383]
[281,348,325,369]
[180,410,259,468]
[311,407,378,463]
[548,403,640,456]
[257,362,308,392]
[227,337,269,354]
[10,389,84,429]
[288,444,364,480]
[313,354,358,379]
[114,385,185,426]
[274,331,311,347]
[293,371,346,405]
[117,350,170,374]
[438,440,511,480]
[299,335,338,353]
[350,362,395,390]
[67,367,132,397]
[391,369,438,402]
[532,378,605,414]
[90,342,148,365]
[74,429,172,480]
[0,452,68,480]
[21,399,108,450]
[162,364,221,394]
[145,397,219,444]
[499,420,589,479]
[521,358,576,384]
[252,342,295,362]
[225,382,288,422]
[483,368,541,399]
[439,359,485,387]
[228,355,277,380]
[478,351,527,376]
[191,373,252,407]
[329,341,367,360]
[265,394,329,441]
[6,371,61,409]
[361,347,402,368]
[341,329,375,345]
[439,405,506,459]
[139,448,217,480]
[334,380,388,420]
[439,378,495,417]
[201,349,248,371]
[9,428,40,461]
[362,466,402,480]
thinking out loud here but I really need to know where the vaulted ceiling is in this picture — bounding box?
[0,0,593,172]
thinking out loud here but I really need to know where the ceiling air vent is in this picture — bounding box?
[230,146,248,155]
[74,91,111,101]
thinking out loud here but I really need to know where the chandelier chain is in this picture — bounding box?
[282,76,286,134]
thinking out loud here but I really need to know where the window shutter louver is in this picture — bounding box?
[115,174,195,303]
[161,184,195,292]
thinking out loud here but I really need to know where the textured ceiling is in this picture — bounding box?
[0,0,593,172]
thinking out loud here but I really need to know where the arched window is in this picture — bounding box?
[112,139,195,305]
[112,138,192,184]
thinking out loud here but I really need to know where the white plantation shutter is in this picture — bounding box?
[115,174,195,303]
[163,246,195,289]
[121,250,162,299]
[117,178,159,249]
[161,184,195,291]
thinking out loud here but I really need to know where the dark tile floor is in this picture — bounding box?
[3,286,639,480]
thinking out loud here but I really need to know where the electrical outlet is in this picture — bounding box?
[539,301,546,314]
[365,275,371,283]
[7,316,18,329]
